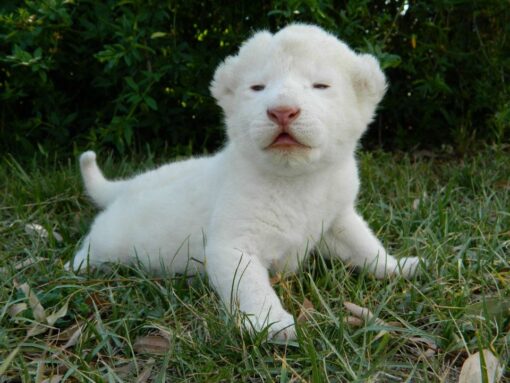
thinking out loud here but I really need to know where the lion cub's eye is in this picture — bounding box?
[313,83,330,89]
[250,85,265,91]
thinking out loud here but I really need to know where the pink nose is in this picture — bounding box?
[267,107,301,126]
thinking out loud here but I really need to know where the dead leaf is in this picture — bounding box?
[14,281,70,337]
[8,303,28,318]
[24,223,62,242]
[133,335,171,354]
[409,336,438,349]
[343,302,376,322]
[27,323,50,337]
[61,325,82,350]
[344,316,364,326]
[296,298,315,323]
[52,320,85,342]
[15,281,47,322]
[25,223,49,239]
[422,348,437,358]
[136,358,156,383]
[113,361,135,379]
[458,350,503,383]
[46,301,69,326]
[40,375,63,383]
[408,336,439,358]
[4,257,48,273]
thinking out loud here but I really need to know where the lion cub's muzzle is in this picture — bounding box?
[266,106,309,149]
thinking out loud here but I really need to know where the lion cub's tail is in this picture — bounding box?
[80,151,122,209]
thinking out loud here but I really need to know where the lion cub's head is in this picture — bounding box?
[211,24,387,174]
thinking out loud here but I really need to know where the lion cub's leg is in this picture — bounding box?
[323,209,420,278]
[206,245,296,341]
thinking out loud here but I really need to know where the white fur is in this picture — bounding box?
[70,24,420,340]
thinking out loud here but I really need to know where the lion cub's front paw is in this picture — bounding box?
[244,310,297,341]
[267,311,296,341]
[398,256,422,279]
[372,256,423,279]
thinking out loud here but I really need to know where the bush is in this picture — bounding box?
[1,0,508,159]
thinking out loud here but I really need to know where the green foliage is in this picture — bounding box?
[1,0,509,158]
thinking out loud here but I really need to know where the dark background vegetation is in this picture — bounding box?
[1,0,509,160]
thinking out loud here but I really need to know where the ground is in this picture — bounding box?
[0,146,509,382]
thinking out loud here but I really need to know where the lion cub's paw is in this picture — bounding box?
[398,256,422,279]
[267,311,297,341]
[244,310,297,342]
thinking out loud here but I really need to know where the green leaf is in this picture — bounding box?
[150,32,167,39]
[380,53,402,69]
[144,96,158,111]
[125,76,139,91]
[124,125,133,145]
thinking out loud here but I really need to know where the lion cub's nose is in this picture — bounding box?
[267,107,301,127]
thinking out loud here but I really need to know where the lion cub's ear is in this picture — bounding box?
[211,30,273,115]
[351,53,388,123]
[210,55,239,114]
[209,56,239,106]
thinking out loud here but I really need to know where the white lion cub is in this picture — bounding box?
[70,24,420,340]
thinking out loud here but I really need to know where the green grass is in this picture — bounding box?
[1,147,509,382]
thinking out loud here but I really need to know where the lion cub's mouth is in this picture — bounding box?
[267,132,309,150]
